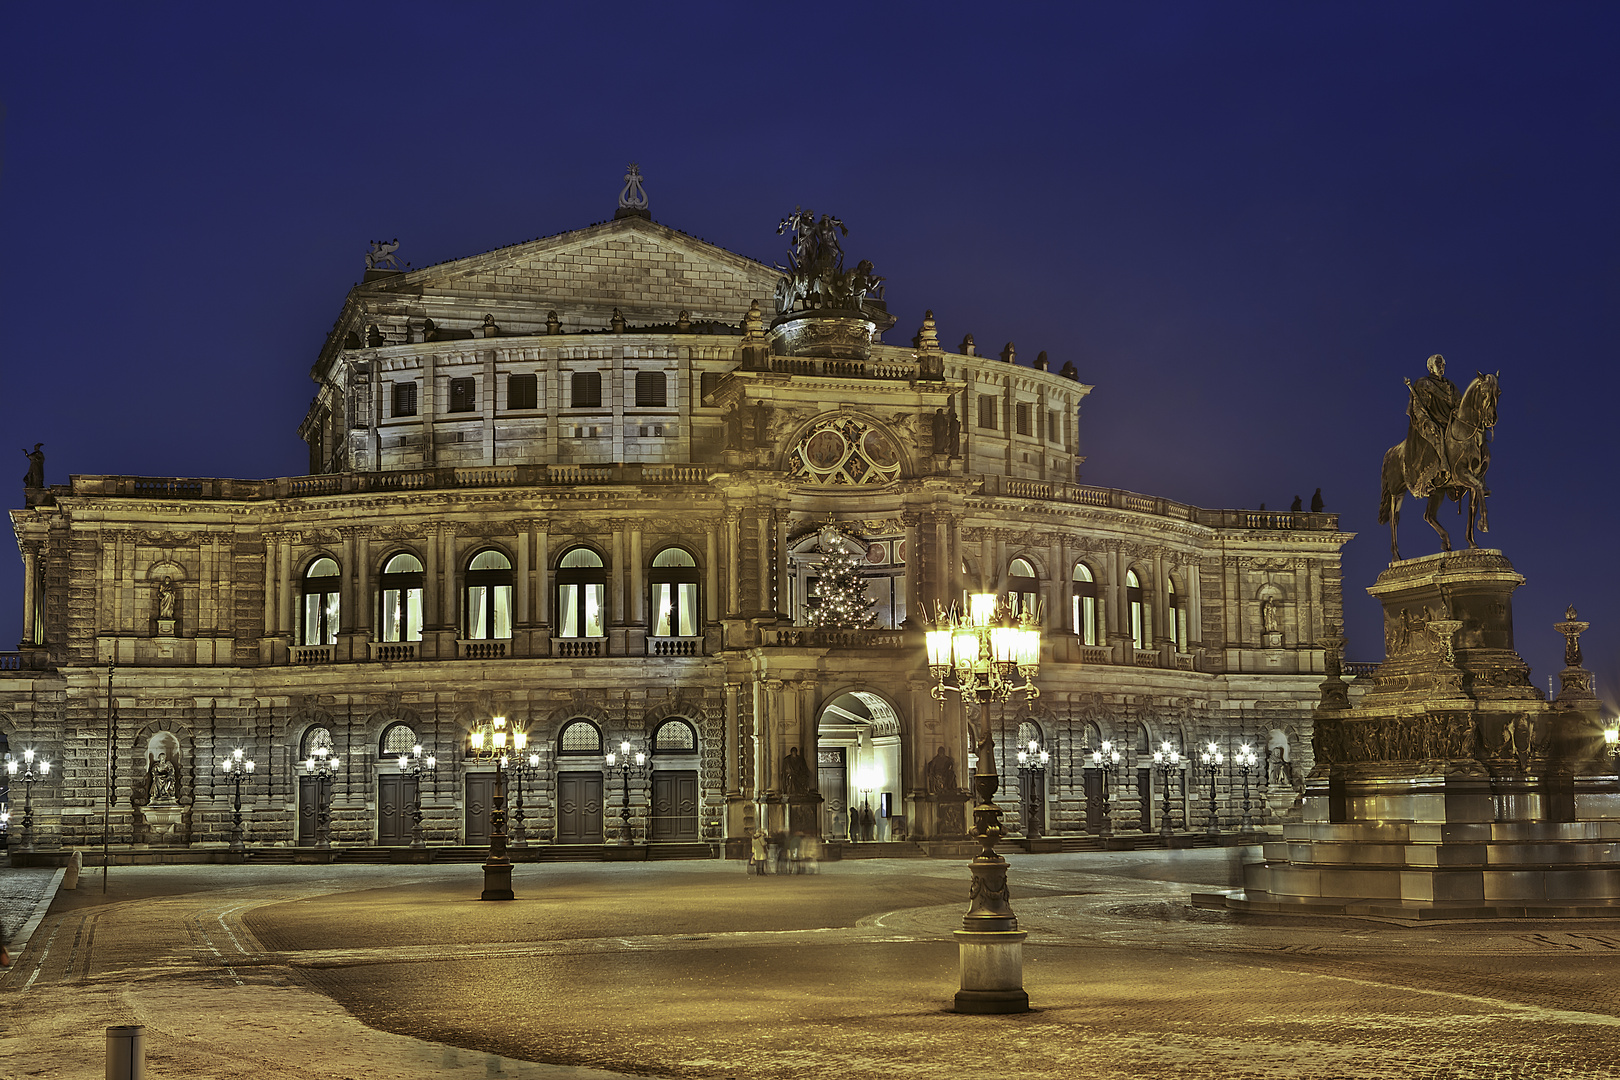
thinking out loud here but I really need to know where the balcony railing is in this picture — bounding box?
[555,638,603,658]
[1343,661,1379,678]
[369,641,419,662]
[459,640,508,660]
[65,462,721,502]
[761,628,909,649]
[647,636,703,657]
[289,644,334,664]
[980,475,1340,533]
[0,652,21,672]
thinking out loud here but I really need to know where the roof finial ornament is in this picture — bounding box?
[617,163,649,218]
[365,238,400,271]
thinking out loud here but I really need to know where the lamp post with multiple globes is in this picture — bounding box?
[1089,740,1121,841]
[469,716,524,899]
[604,740,646,844]
[219,748,256,853]
[1234,743,1260,832]
[1151,741,1182,839]
[7,749,52,853]
[396,744,437,849]
[303,744,340,850]
[1015,739,1048,840]
[510,749,540,847]
[1199,742,1224,837]
[926,592,1041,1014]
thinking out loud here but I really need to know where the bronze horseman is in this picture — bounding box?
[1378,354,1499,560]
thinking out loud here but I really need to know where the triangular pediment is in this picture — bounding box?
[370,216,781,327]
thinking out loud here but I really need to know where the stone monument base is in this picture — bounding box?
[140,804,185,845]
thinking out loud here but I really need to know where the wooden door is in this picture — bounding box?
[465,772,495,846]
[297,775,330,846]
[1020,770,1046,837]
[650,770,698,841]
[1084,769,1104,833]
[817,747,847,839]
[1137,768,1154,832]
[557,771,603,843]
[377,774,417,846]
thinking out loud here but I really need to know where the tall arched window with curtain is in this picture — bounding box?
[1166,576,1187,650]
[1006,558,1039,620]
[649,547,699,637]
[1126,569,1146,650]
[464,549,513,640]
[379,553,424,642]
[556,547,606,639]
[1071,562,1099,645]
[301,557,340,646]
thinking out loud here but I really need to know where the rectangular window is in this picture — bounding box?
[349,379,371,429]
[635,370,668,408]
[977,394,997,430]
[392,381,417,417]
[1048,410,1060,443]
[557,582,605,637]
[571,371,602,409]
[508,373,538,411]
[653,582,699,637]
[381,588,423,642]
[700,371,720,402]
[1016,403,1032,436]
[448,377,476,413]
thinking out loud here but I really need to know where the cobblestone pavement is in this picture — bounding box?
[2,851,1619,1078]
[0,864,62,947]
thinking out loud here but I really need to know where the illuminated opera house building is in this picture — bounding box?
[2,172,1349,855]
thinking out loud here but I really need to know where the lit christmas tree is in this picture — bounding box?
[808,526,876,629]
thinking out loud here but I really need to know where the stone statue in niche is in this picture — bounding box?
[22,443,44,489]
[155,577,178,620]
[752,402,773,448]
[931,408,949,455]
[781,746,812,795]
[946,402,961,457]
[143,732,182,806]
[1261,597,1281,634]
[724,405,746,451]
[923,746,958,794]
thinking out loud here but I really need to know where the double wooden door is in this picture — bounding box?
[557,771,604,843]
[650,770,698,841]
[297,775,332,846]
[377,774,418,846]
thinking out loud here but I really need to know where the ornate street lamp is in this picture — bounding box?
[303,744,341,850]
[396,744,437,849]
[219,748,256,853]
[469,715,522,900]
[1199,742,1224,838]
[7,750,52,853]
[605,740,646,844]
[1015,739,1048,840]
[926,593,1040,1014]
[1234,743,1260,832]
[1604,727,1619,775]
[1089,740,1121,840]
[510,750,540,848]
[1151,741,1182,840]
[853,760,883,842]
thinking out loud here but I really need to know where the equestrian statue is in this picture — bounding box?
[1378,353,1499,561]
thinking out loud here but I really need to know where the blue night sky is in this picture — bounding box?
[3,3,1616,705]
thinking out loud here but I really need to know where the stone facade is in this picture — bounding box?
[4,207,1350,854]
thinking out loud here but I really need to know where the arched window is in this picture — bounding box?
[1126,569,1146,650]
[379,553,424,643]
[1072,563,1099,645]
[381,723,417,756]
[559,719,603,755]
[1006,559,1039,620]
[653,718,697,753]
[556,548,606,638]
[1166,577,1187,651]
[649,548,699,637]
[301,726,334,758]
[301,557,340,646]
[464,549,513,640]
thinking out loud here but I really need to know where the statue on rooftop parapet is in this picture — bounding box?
[365,239,400,270]
[22,443,44,489]
[618,163,648,212]
[1378,357,1500,561]
[774,208,883,315]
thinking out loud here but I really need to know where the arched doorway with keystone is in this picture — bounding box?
[815,690,903,844]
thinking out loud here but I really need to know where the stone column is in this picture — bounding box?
[629,525,644,624]
[1152,551,1169,648]
[340,529,357,629]
[901,512,919,622]
[934,514,951,612]
[443,528,459,634]
[20,542,38,646]
[277,538,294,639]
[1187,559,1203,648]
[262,534,277,637]
[705,523,719,623]
[513,523,530,625]
[610,523,626,624]
[535,522,550,625]
[423,525,440,629]
[775,510,790,618]
[725,511,741,616]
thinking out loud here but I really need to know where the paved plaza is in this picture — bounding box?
[3,849,1619,1078]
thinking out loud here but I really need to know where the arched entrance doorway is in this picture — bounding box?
[816,691,903,842]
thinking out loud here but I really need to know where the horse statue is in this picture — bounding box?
[1378,370,1499,561]
[366,238,401,270]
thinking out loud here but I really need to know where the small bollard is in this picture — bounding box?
[106,1025,145,1080]
[63,850,83,890]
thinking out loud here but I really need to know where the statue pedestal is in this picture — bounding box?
[1229,551,1620,917]
[155,619,176,637]
[141,803,185,846]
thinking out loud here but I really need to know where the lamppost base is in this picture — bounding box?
[480,859,514,901]
[953,929,1030,1014]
